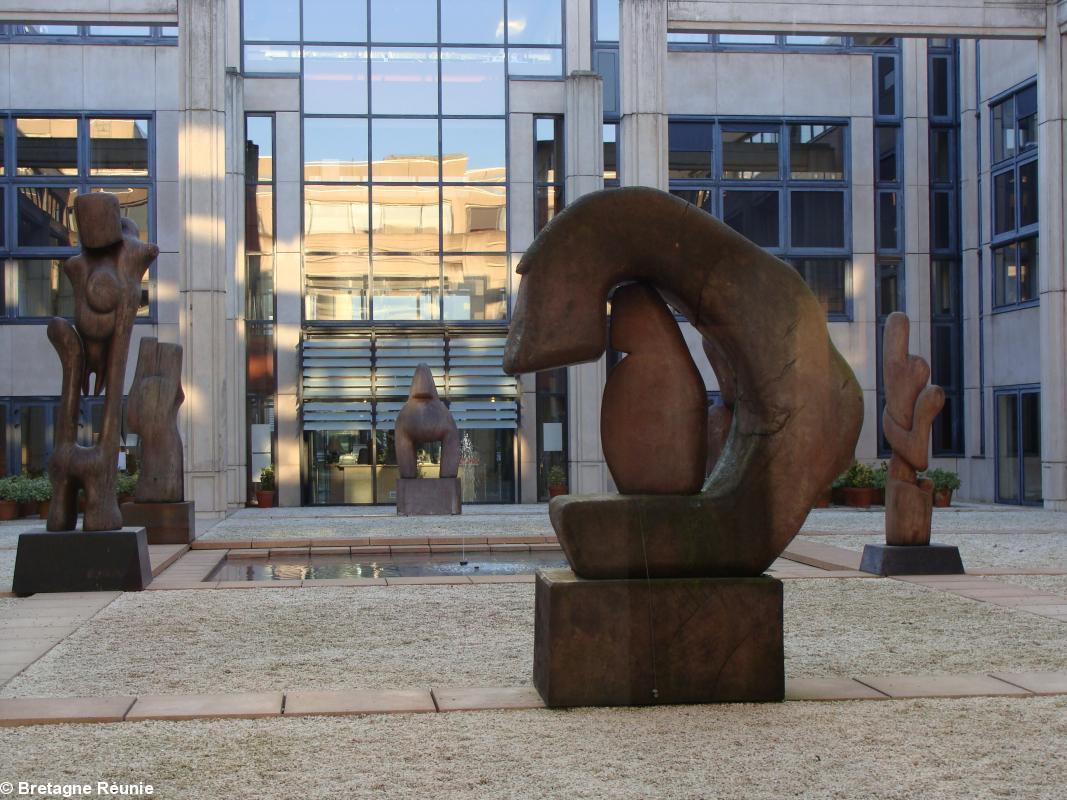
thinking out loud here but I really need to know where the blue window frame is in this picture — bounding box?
[0,113,156,321]
[994,385,1041,505]
[0,24,176,44]
[668,117,852,319]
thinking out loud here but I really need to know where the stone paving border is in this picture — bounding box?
[896,574,1067,622]
[2,672,1066,727]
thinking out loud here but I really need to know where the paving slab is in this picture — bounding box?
[432,686,545,711]
[284,689,436,717]
[989,671,1067,695]
[856,674,1032,699]
[784,678,889,701]
[0,695,134,726]
[126,692,283,721]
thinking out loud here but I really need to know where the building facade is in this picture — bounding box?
[0,0,1058,517]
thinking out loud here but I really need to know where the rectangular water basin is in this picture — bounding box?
[208,550,570,582]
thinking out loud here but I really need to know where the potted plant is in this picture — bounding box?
[924,468,961,508]
[116,471,139,504]
[546,464,568,498]
[872,461,888,506]
[0,476,20,521]
[838,462,878,508]
[25,475,53,519]
[256,464,276,508]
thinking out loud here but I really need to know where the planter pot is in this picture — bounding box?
[38,500,51,519]
[0,500,18,520]
[20,501,37,518]
[813,487,832,508]
[874,488,886,506]
[933,489,953,508]
[831,487,846,506]
[841,487,878,508]
[117,493,132,506]
[256,490,276,508]
[548,485,568,498]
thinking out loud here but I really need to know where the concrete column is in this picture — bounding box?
[518,371,538,502]
[178,0,231,523]
[563,70,610,494]
[1038,9,1067,509]
[901,38,932,364]
[619,0,667,190]
[565,0,593,72]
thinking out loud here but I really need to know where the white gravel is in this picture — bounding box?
[797,532,1067,569]
[988,574,1067,595]
[4,578,1064,699]
[1,697,1064,800]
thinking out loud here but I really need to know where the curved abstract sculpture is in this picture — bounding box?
[601,283,707,494]
[47,194,159,532]
[395,364,460,479]
[505,188,863,578]
[882,312,945,545]
[128,338,185,503]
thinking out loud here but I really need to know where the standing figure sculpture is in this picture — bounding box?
[47,194,159,532]
[394,364,462,515]
[882,312,944,545]
[128,338,185,503]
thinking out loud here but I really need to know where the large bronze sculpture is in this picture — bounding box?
[504,187,863,706]
[394,364,462,515]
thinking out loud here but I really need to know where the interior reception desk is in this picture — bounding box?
[325,463,442,504]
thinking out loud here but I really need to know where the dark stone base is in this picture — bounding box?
[121,501,195,544]
[12,528,152,595]
[859,543,965,576]
[534,569,783,707]
[396,478,462,516]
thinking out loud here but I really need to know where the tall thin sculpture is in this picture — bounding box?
[48,194,159,532]
[128,338,185,503]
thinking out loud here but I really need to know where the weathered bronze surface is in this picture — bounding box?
[394,364,460,480]
[128,337,185,503]
[601,283,707,494]
[882,312,945,546]
[47,194,159,532]
[504,187,863,578]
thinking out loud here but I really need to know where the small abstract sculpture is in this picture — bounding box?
[128,338,185,503]
[504,187,863,707]
[602,283,707,494]
[48,194,159,532]
[882,312,944,545]
[394,364,462,515]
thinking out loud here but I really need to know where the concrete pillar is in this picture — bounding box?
[1038,10,1067,509]
[563,70,610,494]
[901,38,932,364]
[178,0,232,523]
[518,371,538,502]
[619,0,667,190]
[565,0,593,72]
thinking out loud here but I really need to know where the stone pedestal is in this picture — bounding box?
[12,528,152,595]
[121,501,196,545]
[859,543,965,576]
[534,569,783,707]
[396,478,462,516]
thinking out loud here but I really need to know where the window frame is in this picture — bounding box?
[994,384,1042,506]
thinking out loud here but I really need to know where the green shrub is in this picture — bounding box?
[922,468,961,492]
[116,471,139,496]
[0,475,21,502]
[872,461,888,490]
[838,462,877,489]
[23,475,52,503]
[546,465,567,487]
[259,464,276,491]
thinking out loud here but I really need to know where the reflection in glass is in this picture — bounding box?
[372,255,440,320]
[458,428,515,502]
[92,187,149,242]
[1017,85,1036,151]
[1018,160,1037,228]
[719,33,775,44]
[14,24,78,35]
[304,47,369,114]
[878,192,898,251]
[0,123,4,175]
[1019,238,1037,303]
[18,187,77,247]
[17,118,78,176]
[670,189,712,214]
[669,122,714,180]
[245,184,274,254]
[443,254,507,320]
[507,0,562,44]
[443,185,506,252]
[722,190,778,247]
[877,127,897,182]
[932,260,957,317]
[876,56,896,117]
[722,128,778,180]
[247,254,275,321]
[310,429,375,504]
[992,97,1014,163]
[1022,391,1042,503]
[790,258,847,316]
[930,56,950,118]
[789,124,844,180]
[20,405,48,474]
[372,0,437,43]
[305,184,371,253]
[603,124,618,183]
[18,259,75,317]
[244,44,301,73]
[246,116,274,182]
[442,0,504,44]
[535,185,561,234]
[535,118,562,184]
[790,191,845,248]
[931,129,952,183]
[442,119,506,182]
[507,48,563,77]
[371,118,439,182]
[246,322,275,395]
[993,245,1014,307]
[371,185,440,253]
[997,393,1019,502]
[784,35,843,45]
[89,26,150,36]
[304,0,367,42]
[992,170,1015,235]
[370,48,438,114]
[243,0,300,41]
[441,48,505,114]
[304,118,368,182]
[668,33,708,44]
[932,190,951,251]
[596,0,619,41]
[305,255,371,321]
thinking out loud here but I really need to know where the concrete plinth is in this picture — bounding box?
[533,569,783,707]
[12,528,152,595]
[121,501,196,544]
[859,543,965,576]
[396,478,462,516]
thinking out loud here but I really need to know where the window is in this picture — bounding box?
[996,386,1041,505]
[0,114,155,320]
[665,33,893,51]
[534,116,563,234]
[0,24,176,44]
[991,82,1038,310]
[667,118,850,318]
